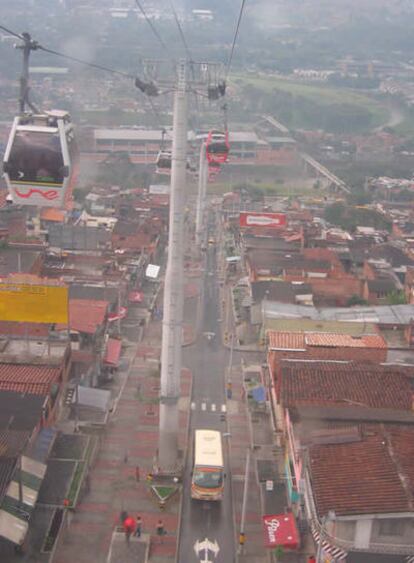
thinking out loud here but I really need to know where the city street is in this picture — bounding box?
[177,218,237,563]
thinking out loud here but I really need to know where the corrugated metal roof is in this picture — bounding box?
[264,301,414,325]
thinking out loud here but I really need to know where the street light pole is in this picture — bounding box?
[158,60,187,470]
[238,447,251,553]
[195,141,207,248]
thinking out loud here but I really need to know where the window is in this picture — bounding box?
[378,519,404,536]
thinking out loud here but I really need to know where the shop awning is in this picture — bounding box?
[108,307,127,322]
[262,513,299,549]
[104,338,122,366]
[0,456,47,545]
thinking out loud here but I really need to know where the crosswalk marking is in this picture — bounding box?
[191,401,226,413]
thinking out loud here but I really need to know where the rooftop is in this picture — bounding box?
[280,361,412,410]
[310,424,414,516]
[268,330,385,351]
[0,391,45,430]
[68,299,109,334]
[0,363,61,395]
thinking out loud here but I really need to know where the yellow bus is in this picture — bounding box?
[191,430,224,501]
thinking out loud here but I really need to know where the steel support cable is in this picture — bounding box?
[169,0,192,61]
[0,24,24,40]
[133,0,169,54]
[225,0,247,78]
[38,45,136,79]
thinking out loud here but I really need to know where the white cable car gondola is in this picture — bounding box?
[3,110,79,208]
[155,150,172,175]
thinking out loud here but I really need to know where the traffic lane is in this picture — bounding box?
[178,411,234,563]
[186,341,227,406]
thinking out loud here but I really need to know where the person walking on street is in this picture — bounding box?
[123,515,135,544]
[119,510,128,526]
[134,515,143,538]
[156,519,165,544]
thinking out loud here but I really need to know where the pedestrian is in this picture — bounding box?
[123,515,135,544]
[119,510,128,525]
[226,381,232,400]
[156,519,165,543]
[135,466,140,482]
[134,515,142,538]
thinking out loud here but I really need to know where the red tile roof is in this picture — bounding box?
[310,424,414,516]
[0,322,49,337]
[268,331,387,350]
[268,332,305,350]
[69,299,109,334]
[0,363,61,395]
[304,333,387,349]
[281,361,412,410]
[40,207,65,222]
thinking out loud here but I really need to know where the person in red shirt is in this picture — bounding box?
[123,515,135,544]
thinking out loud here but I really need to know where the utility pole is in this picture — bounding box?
[158,60,187,470]
[238,447,251,553]
[195,141,207,248]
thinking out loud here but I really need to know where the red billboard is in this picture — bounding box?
[262,513,299,549]
[239,211,287,229]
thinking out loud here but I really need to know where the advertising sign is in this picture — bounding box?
[239,211,287,229]
[262,513,299,549]
[0,281,68,324]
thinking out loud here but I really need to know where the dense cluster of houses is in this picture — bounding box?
[0,184,169,557]
[220,193,414,562]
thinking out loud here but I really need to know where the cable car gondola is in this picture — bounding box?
[208,162,221,183]
[206,129,229,165]
[155,150,172,175]
[3,110,79,208]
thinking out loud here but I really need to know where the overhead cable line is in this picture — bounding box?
[226,0,247,78]
[133,0,169,54]
[0,22,161,97]
[38,45,137,79]
[169,1,192,61]
[0,24,24,40]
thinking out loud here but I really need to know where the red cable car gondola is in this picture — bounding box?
[206,129,229,165]
[208,162,221,183]
[3,110,79,208]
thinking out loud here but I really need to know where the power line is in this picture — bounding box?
[0,24,24,40]
[169,1,192,61]
[226,0,247,78]
[38,45,136,79]
[133,0,169,54]
[0,22,138,79]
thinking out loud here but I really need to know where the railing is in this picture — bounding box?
[305,473,414,556]
[321,527,414,556]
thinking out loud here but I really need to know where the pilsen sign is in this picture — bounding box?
[262,513,299,549]
[239,211,287,229]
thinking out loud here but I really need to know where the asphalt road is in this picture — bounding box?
[177,214,236,563]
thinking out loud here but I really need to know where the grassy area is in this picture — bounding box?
[232,73,390,131]
[66,461,85,507]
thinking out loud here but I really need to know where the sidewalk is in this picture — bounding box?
[53,265,201,563]
[228,360,312,563]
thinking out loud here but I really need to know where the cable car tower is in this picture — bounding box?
[3,33,79,208]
